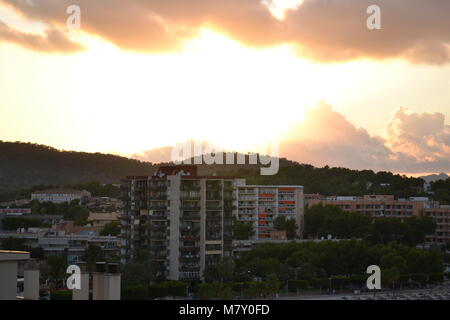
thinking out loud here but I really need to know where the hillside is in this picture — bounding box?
[2,141,447,203]
[0,141,156,193]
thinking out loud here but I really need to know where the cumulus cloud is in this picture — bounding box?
[0,20,82,52]
[1,0,450,63]
[129,103,450,174]
[279,103,450,173]
[280,102,394,170]
[385,107,450,163]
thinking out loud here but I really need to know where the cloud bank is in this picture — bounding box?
[132,103,450,174]
[1,0,450,63]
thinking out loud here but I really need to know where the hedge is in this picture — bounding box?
[122,285,149,300]
[50,290,72,300]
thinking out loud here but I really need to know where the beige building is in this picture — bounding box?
[424,206,450,245]
[308,195,425,221]
[88,212,119,228]
[308,194,450,245]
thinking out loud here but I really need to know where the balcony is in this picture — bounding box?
[149,213,167,220]
[180,265,201,272]
[206,204,222,210]
[181,195,201,200]
[181,214,201,220]
[150,225,167,231]
[151,194,168,200]
[149,184,168,191]
[150,244,167,250]
[180,245,200,251]
[180,205,201,211]
[180,235,200,241]
[180,184,200,191]
[179,272,200,280]
[150,232,167,239]
[180,255,200,262]
[180,225,200,232]
[149,205,167,210]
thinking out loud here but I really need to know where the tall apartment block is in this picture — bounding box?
[120,165,245,281]
[236,185,304,240]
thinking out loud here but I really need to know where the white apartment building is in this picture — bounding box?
[236,185,304,240]
[31,189,91,204]
[120,165,244,281]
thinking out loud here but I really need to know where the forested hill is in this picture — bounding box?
[0,141,156,193]
[2,141,447,203]
[218,165,429,199]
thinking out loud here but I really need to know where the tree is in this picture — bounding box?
[369,217,405,244]
[46,255,68,283]
[233,220,255,240]
[273,215,297,239]
[121,250,158,287]
[100,221,120,236]
[304,204,371,239]
[402,216,436,246]
[204,256,235,282]
[82,244,105,272]
[197,282,234,300]
[2,217,43,230]
[0,237,27,251]
[265,274,280,298]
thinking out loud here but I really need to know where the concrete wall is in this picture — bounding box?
[168,175,181,280]
[0,261,18,300]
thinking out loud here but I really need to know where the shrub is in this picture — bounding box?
[50,290,72,300]
[288,280,309,292]
[122,285,149,300]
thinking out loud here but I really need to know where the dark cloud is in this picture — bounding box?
[1,0,449,63]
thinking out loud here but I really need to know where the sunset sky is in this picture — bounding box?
[1,0,450,175]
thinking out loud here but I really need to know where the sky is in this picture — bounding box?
[1,0,450,175]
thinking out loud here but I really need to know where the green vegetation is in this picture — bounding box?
[204,257,235,282]
[50,290,72,300]
[1,217,46,230]
[0,237,44,259]
[305,204,436,246]
[100,221,120,236]
[65,181,120,198]
[430,178,450,204]
[28,199,89,225]
[219,164,427,198]
[235,240,443,290]
[273,215,297,239]
[121,285,149,300]
[233,219,255,240]
[0,141,155,197]
[121,282,187,300]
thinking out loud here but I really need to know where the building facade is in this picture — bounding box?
[236,185,304,240]
[120,165,245,281]
[0,229,119,264]
[120,166,306,281]
[308,194,450,245]
[424,206,450,245]
[31,189,91,204]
